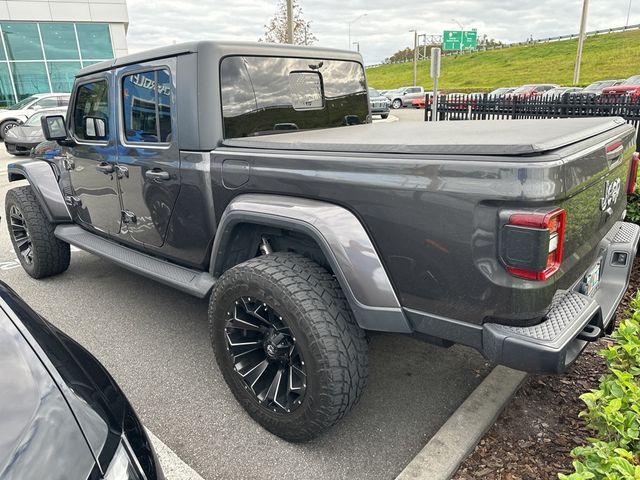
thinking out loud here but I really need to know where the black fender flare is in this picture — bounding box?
[7,160,72,223]
[210,194,412,333]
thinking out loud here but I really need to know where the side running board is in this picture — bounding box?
[54,225,215,298]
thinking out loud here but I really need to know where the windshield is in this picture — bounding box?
[7,96,37,110]
[24,112,45,126]
[622,76,640,86]
[512,85,535,94]
[368,88,380,97]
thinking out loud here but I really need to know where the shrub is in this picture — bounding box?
[559,294,640,479]
[626,192,640,226]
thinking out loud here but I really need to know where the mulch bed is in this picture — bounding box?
[453,260,640,480]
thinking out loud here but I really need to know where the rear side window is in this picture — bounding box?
[220,56,368,138]
[33,97,59,109]
[122,69,172,143]
[72,79,109,141]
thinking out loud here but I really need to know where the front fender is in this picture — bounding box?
[210,194,412,333]
[7,160,72,223]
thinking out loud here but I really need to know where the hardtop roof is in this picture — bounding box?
[77,40,364,77]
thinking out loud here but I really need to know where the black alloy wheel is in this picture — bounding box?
[8,205,33,265]
[225,297,306,413]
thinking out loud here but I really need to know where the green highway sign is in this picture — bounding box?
[442,30,478,51]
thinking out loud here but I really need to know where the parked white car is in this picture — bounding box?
[0,93,70,139]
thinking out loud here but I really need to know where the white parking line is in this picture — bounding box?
[147,429,206,480]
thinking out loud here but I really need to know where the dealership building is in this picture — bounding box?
[0,0,128,106]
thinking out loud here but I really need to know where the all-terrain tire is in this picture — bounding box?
[5,186,70,278]
[209,252,368,442]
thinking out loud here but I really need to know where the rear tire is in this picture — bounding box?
[5,186,70,279]
[209,252,368,442]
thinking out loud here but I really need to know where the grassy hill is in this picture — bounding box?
[366,29,640,92]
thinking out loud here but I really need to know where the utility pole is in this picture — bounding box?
[286,0,293,44]
[410,29,418,86]
[627,0,633,26]
[573,0,589,85]
[348,13,367,50]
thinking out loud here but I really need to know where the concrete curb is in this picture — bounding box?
[373,114,399,123]
[395,366,528,480]
[147,429,206,480]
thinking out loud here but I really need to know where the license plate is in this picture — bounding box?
[583,259,602,296]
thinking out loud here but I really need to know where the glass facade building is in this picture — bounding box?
[0,22,115,107]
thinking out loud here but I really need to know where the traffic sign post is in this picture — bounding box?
[442,30,477,51]
[430,47,441,122]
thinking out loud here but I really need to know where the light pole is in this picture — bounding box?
[450,18,465,31]
[417,33,426,59]
[627,0,633,26]
[352,41,360,53]
[348,13,367,50]
[286,0,293,44]
[573,0,589,85]
[409,29,418,86]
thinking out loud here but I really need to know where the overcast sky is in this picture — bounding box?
[125,0,637,65]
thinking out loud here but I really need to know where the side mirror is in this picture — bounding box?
[42,115,68,141]
[84,116,108,140]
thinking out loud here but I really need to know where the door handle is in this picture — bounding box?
[96,162,115,174]
[145,169,170,181]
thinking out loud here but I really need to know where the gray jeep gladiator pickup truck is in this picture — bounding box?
[5,41,640,442]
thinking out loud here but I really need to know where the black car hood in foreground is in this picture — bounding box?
[0,308,96,479]
[0,282,161,479]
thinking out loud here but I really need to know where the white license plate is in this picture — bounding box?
[583,260,602,296]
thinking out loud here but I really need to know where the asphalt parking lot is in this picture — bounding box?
[0,115,491,479]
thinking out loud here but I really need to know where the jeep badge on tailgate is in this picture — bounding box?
[601,178,621,211]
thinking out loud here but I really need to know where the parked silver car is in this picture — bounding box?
[541,87,584,99]
[385,86,425,109]
[4,107,67,155]
[368,88,390,119]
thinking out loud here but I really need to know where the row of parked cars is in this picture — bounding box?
[373,74,640,111]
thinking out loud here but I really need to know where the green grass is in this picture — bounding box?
[366,29,640,92]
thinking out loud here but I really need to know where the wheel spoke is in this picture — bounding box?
[265,368,283,402]
[243,359,269,387]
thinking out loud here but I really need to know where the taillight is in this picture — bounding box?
[501,208,566,281]
[628,152,639,193]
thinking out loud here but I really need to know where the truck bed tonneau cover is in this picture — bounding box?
[222,117,627,156]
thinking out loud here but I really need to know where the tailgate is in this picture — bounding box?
[556,122,637,292]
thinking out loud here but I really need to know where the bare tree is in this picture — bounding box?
[261,0,318,45]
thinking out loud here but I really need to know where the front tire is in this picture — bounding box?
[5,186,70,278]
[0,119,19,140]
[391,98,402,109]
[381,113,389,119]
[209,253,368,442]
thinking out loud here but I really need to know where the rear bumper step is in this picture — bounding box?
[482,220,640,373]
[54,225,215,298]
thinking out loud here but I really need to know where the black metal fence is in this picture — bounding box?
[424,93,640,145]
